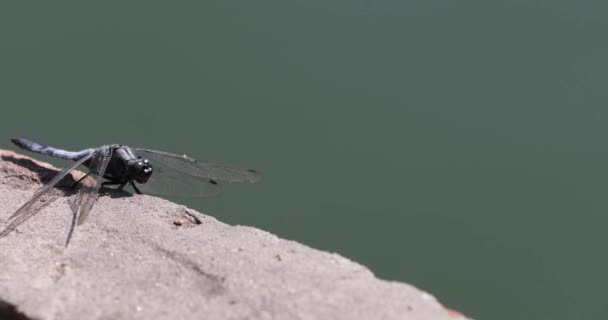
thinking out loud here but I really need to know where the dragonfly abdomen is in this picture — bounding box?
[11,138,94,161]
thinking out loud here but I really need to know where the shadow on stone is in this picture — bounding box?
[0,300,31,320]
[1,154,73,186]
[0,154,134,199]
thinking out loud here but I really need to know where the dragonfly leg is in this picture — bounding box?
[71,172,92,190]
[100,181,141,195]
[130,181,142,195]
[101,181,125,189]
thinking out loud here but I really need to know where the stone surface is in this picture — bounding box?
[0,149,469,320]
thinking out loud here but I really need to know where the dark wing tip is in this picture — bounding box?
[247,169,262,183]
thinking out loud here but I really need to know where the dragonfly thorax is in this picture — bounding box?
[99,146,153,184]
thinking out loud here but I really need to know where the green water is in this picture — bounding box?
[2,1,607,319]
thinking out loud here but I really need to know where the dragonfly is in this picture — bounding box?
[0,138,261,246]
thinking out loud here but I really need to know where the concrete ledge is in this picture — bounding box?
[0,150,469,320]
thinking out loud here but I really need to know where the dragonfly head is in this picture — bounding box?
[127,158,153,183]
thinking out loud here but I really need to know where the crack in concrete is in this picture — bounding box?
[149,243,226,296]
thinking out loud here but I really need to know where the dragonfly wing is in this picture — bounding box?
[0,153,93,238]
[75,172,104,226]
[0,193,61,239]
[132,148,262,183]
[131,148,260,198]
[76,147,112,225]
[135,166,223,198]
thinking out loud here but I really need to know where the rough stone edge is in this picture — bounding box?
[0,149,472,320]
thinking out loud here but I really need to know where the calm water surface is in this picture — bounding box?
[1,1,607,319]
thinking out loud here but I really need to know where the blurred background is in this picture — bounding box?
[1,1,607,319]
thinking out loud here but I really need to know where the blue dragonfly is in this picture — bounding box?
[0,138,261,245]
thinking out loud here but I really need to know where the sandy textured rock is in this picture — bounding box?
[0,149,469,320]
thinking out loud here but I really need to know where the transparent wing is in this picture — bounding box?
[0,194,61,239]
[0,153,93,238]
[75,172,104,226]
[132,148,262,183]
[76,147,112,225]
[131,148,261,198]
[136,167,223,198]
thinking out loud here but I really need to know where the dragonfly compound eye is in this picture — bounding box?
[127,159,153,183]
